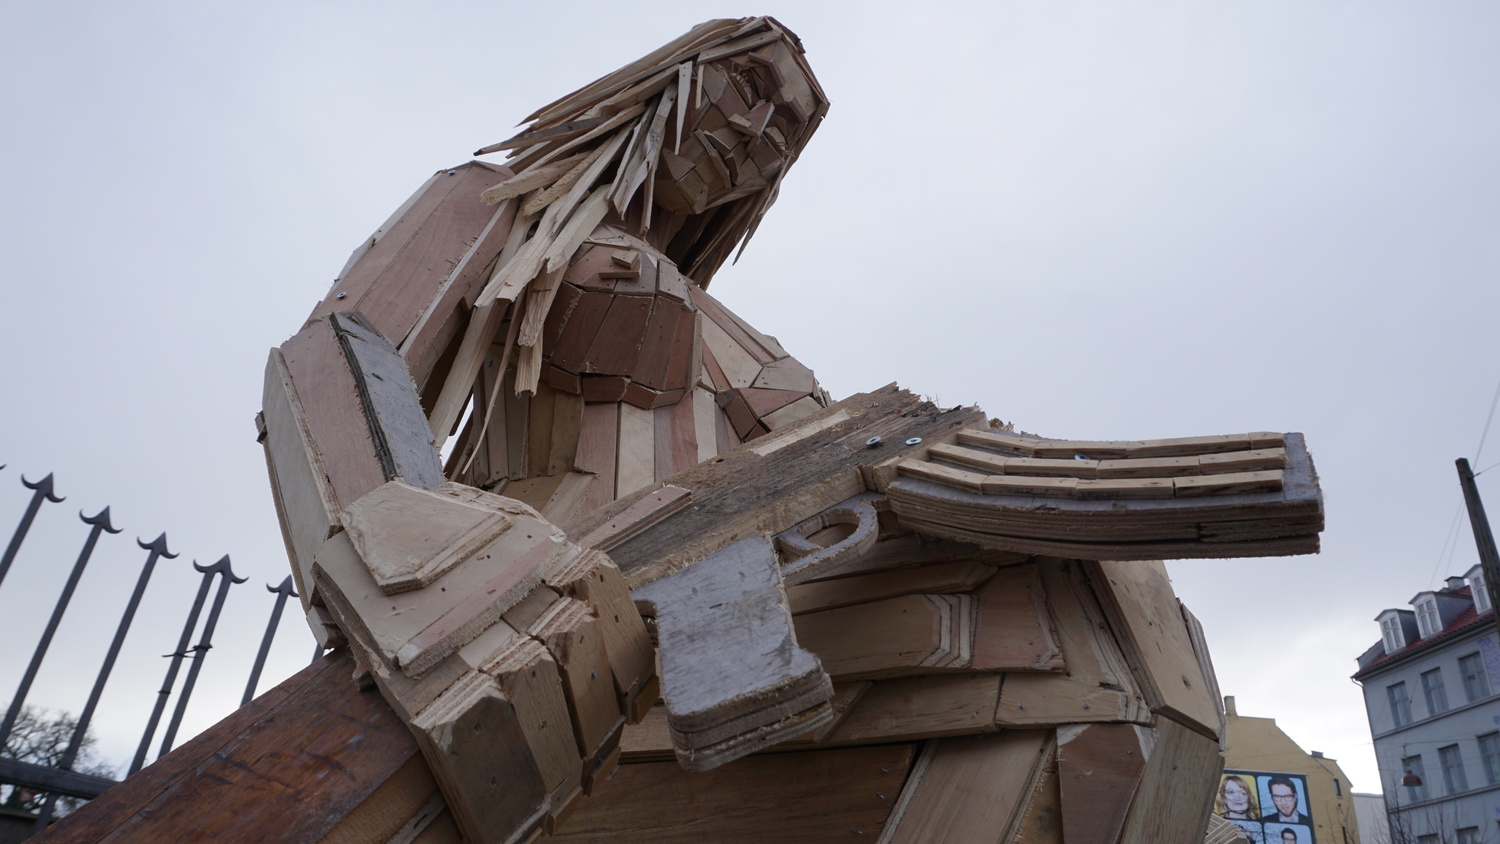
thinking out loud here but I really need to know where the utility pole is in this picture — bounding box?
[1455,458,1500,640]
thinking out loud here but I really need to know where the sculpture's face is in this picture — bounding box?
[653,40,822,215]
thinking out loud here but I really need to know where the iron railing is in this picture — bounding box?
[0,465,314,832]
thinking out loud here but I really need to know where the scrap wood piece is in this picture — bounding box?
[343,480,512,594]
[878,730,1052,844]
[996,559,1148,728]
[971,564,1064,673]
[1086,560,1221,738]
[481,637,582,796]
[410,670,550,844]
[786,559,996,615]
[564,385,986,589]
[528,596,625,757]
[1056,723,1149,844]
[882,432,1321,560]
[34,652,431,844]
[544,548,655,705]
[543,743,913,843]
[260,347,339,607]
[1118,716,1223,844]
[796,593,973,681]
[823,673,1001,746]
[632,535,832,770]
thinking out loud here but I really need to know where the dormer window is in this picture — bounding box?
[1472,568,1491,614]
[1381,613,1407,653]
[1415,596,1441,638]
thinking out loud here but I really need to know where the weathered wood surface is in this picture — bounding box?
[633,534,831,770]
[878,731,1051,844]
[35,652,435,844]
[544,744,912,842]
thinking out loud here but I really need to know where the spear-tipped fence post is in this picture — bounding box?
[0,507,119,747]
[131,554,219,774]
[157,555,245,758]
[242,576,298,705]
[0,473,65,590]
[32,533,177,829]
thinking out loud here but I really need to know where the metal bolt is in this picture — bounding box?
[1074,453,1089,461]
[905,437,923,446]
[336,292,347,299]
[865,436,882,448]
[447,169,456,175]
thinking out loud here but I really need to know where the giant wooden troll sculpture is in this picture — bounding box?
[44,17,1322,844]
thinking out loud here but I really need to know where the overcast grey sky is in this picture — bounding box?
[3,1,1499,796]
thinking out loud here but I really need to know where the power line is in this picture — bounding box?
[1474,375,1500,465]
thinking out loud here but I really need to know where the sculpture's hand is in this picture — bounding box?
[313,481,655,844]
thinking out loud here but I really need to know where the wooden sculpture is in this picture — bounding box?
[38,17,1321,844]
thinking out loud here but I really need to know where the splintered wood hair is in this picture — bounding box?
[471,16,828,292]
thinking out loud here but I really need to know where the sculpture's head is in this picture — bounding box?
[475,17,828,288]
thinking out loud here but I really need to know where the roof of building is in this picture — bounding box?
[1354,585,1495,678]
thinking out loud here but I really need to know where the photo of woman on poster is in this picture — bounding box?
[1217,775,1259,819]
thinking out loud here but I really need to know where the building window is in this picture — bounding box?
[1389,682,1413,727]
[1418,835,1439,844]
[1439,744,1469,794]
[1480,732,1500,785]
[1422,668,1450,715]
[1333,778,1341,796]
[1460,652,1491,702]
[1416,597,1441,637]
[1457,827,1480,844]
[1382,614,1406,653]
[1474,570,1491,613]
[1403,754,1429,801]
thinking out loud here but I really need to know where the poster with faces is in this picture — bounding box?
[1215,770,1314,844]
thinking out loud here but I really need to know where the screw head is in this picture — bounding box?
[336,292,347,299]
[865,436,882,448]
[905,437,923,446]
[1073,453,1089,461]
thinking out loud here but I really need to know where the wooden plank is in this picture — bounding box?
[550,290,615,373]
[342,481,514,594]
[331,311,443,489]
[996,559,1147,727]
[629,298,683,388]
[353,165,505,344]
[279,316,387,511]
[1197,447,1287,474]
[316,754,441,844]
[879,731,1050,844]
[1173,469,1283,497]
[1118,716,1221,844]
[311,168,465,325]
[544,548,655,704]
[409,670,549,844]
[540,471,595,524]
[1056,723,1147,844]
[260,348,339,607]
[1010,740,1064,844]
[787,560,995,615]
[528,380,557,479]
[971,565,1064,672]
[688,285,780,364]
[548,390,585,475]
[574,402,620,512]
[545,744,914,842]
[698,313,761,387]
[826,674,1000,745]
[482,638,581,796]
[692,387,718,463]
[1088,560,1220,737]
[39,653,425,844]
[528,597,623,761]
[615,402,656,496]
[581,294,653,376]
[796,594,971,680]
[751,357,816,393]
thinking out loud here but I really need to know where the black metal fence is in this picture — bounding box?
[0,465,312,834]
